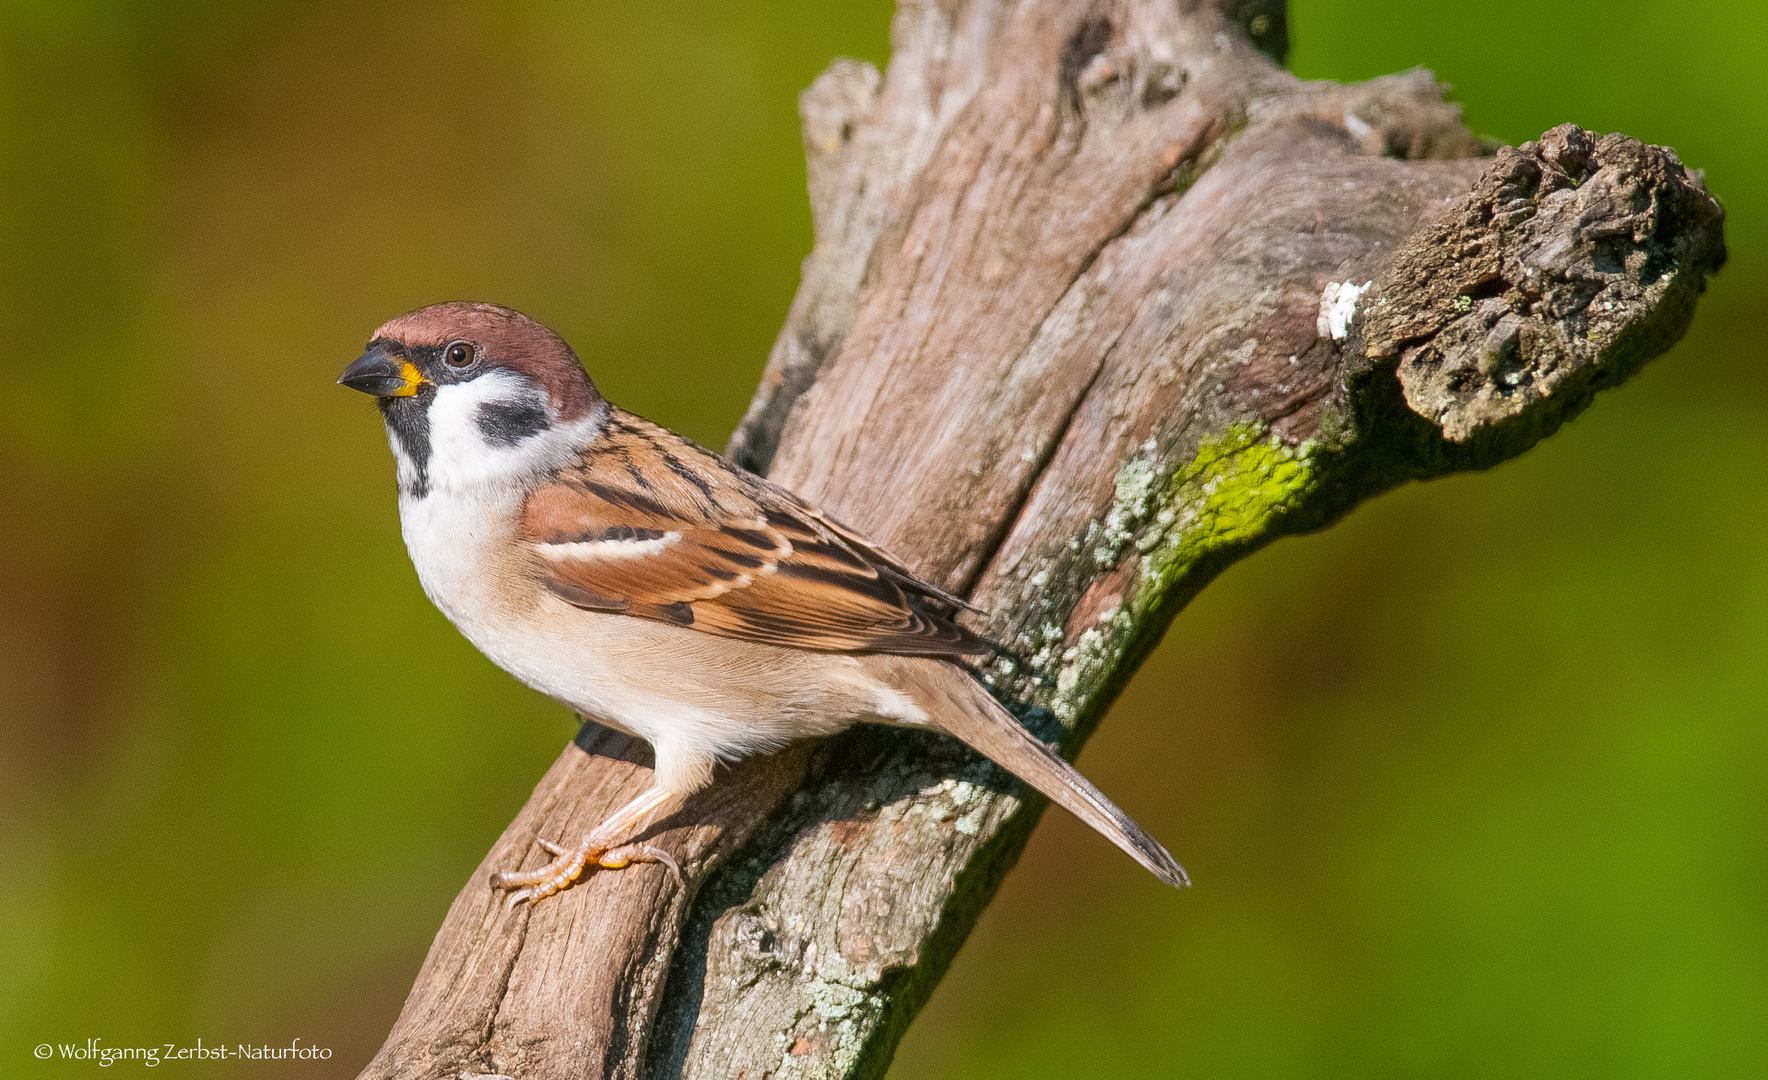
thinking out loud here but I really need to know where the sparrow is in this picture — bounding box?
[339,302,1187,905]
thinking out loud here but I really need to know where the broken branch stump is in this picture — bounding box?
[359,3,1724,1078]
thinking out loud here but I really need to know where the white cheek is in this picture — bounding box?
[423,371,597,490]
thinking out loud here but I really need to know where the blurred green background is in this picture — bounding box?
[0,1,1761,1077]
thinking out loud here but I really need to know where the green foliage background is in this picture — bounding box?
[0,2,1761,1077]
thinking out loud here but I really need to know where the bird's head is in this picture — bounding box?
[339,302,607,498]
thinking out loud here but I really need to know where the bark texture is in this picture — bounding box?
[360,3,1725,1079]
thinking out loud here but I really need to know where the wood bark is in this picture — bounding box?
[360,3,1725,1079]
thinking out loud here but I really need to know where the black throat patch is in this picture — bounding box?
[378,390,434,498]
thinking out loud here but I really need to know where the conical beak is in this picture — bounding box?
[338,344,426,397]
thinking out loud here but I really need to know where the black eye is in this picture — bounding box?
[444,340,476,367]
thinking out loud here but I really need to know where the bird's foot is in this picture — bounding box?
[596,842,683,886]
[491,835,681,908]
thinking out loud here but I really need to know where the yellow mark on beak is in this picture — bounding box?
[391,360,426,397]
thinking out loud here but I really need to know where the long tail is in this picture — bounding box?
[876,656,1190,888]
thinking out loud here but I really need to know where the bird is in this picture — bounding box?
[338,301,1188,905]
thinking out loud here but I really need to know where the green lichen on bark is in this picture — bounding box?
[641,117,1725,1080]
[1036,424,1318,729]
[1132,424,1318,600]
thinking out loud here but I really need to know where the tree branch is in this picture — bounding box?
[359,3,1724,1079]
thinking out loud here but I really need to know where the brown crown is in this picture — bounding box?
[373,302,601,422]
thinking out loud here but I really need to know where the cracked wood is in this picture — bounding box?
[359,3,1724,1079]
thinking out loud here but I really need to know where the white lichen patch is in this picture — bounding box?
[1093,440,1161,566]
[1317,280,1372,341]
[1049,610,1134,724]
[806,973,867,1023]
[1014,615,1069,674]
[1136,506,1177,553]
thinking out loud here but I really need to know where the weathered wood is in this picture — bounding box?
[360,726,815,1080]
[360,3,1724,1079]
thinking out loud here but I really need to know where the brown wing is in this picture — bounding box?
[522,410,989,659]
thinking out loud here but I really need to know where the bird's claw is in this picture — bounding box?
[598,842,684,888]
[491,834,681,908]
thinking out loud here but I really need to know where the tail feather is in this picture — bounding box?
[878,656,1190,888]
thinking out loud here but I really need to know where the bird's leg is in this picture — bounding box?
[492,784,681,907]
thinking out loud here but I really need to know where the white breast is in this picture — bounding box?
[398,481,525,628]
[382,376,922,793]
[394,463,647,732]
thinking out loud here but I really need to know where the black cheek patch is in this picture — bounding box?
[477,401,550,446]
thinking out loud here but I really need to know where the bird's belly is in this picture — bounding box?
[446,609,650,731]
[395,486,923,766]
[461,596,924,761]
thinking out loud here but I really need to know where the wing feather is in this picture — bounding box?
[522,410,990,659]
